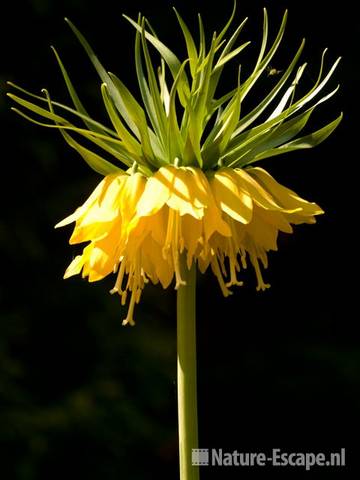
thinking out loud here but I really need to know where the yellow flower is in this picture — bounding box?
[9,7,338,325]
[56,165,322,324]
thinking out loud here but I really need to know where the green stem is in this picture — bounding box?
[177,257,199,480]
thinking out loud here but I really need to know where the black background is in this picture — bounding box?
[0,0,357,479]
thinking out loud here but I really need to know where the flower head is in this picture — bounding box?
[8,5,340,324]
[54,163,322,324]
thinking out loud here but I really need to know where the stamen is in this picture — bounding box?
[110,258,127,295]
[162,209,174,260]
[134,253,141,291]
[218,249,227,277]
[249,247,270,292]
[178,216,185,253]
[120,291,127,305]
[173,212,186,289]
[226,241,243,288]
[240,247,247,269]
[122,287,137,326]
[141,268,149,284]
[211,255,232,297]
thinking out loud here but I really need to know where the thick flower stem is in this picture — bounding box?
[177,257,199,480]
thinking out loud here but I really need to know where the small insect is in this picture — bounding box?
[266,66,283,77]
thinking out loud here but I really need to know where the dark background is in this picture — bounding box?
[0,0,357,479]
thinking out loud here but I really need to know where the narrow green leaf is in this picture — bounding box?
[202,69,242,166]
[288,56,342,116]
[58,129,123,175]
[157,61,170,115]
[194,34,217,121]
[7,81,117,137]
[51,46,106,136]
[231,39,305,137]
[240,9,288,101]
[173,8,198,76]
[8,92,145,169]
[8,92,68,124]
[232,108,315,167]
[254,8,269,70]
[245,113,343,164]
[213,42,251,72]
[167,60,188,161]
[224,84,340,167]
[139,21,167,142]
[182,102,202,167]
[123,14,190,105]
[217,17,248,63]
[266,63,307,121]
[197,13,206,64]
[100,83,142,158]
[206,18,248,114]
[108,72,157,165]
[216,0,237,45]
[12,105,123,176]
[65,18,141,137]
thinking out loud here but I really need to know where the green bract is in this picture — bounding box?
[8,5,342,176]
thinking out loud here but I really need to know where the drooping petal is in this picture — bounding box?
[142,236,174,289]
[248,167,324,216]
[55,174,127,229]
[244,208,279,251]
[137,166,209,219]
[120,172,147,225]
[63,254,84,278]
[192,168,232,239]
[87,226,123,281]
[255,207,293,234]
[136,167,173,216]
[234,168,288,211]
[181,214,203,268]
[210,169,253,224]
[69,220,115,245]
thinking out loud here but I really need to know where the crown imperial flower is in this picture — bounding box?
[8,6,341,324]
[54,162,322,324]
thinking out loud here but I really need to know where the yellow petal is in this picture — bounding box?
[165,167,204,218]
[234,168,287,211]
[137,166,207,219]
[55,180,105,228]
[69,221,115,245]
[245,213,279,251]
[63,254,84,279]
[142,236,173,288]
[55,174,126,228]
[87,240,118,281]
[120,172,146,221]
[55,206,86,229]
[136,167,173,216]
[181,214,203,268]
[79,174,126,226]
[210,169,253,224]
[149,207,168,245]
[187,168,212,208]
[255,207,293,234]
[191,169,231,239]
[248,167,324,216]
[203,202,231,240]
